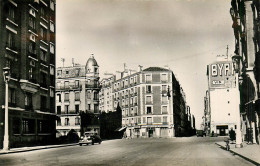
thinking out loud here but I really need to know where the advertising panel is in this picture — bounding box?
[208,61,236,89]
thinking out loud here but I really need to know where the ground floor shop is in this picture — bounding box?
[124,125,175,138]
[211,123,236,136]
[0,108,57,148]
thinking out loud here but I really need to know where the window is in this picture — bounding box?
[163,116,168,124]
[29,42,36,54]
[50,66,55,75]
[88,104,91,110]
[162,85,167,92]
[162,106,168,114]
[50,44,54,54]
[29,16,36,30]
[50,0,55,11]
[162,96,168,103]
[147,106,152,114]
[65,93,69,101]
[146,85,152,93]
[49,88,54,97]
[57,94,61,102]
[87,91,91,99]
[75,80,79,87]
[75,92,80,101]
[75,117,80,125]
[146,96,152,104]
[40,50,47,62]
[65,118,69,126]
[40,27,47,41]
[94,104,99,113]
[64,81,69,88]
[147,117,152,125]
[146,75,152,82]
[40,6,46,19]
[94,92,98,100]
[7,31,15,49]
[40,96,47,111]
[161,74,167,82]
[65,105,69,114]
[57,106,61,114]
[57,119,61,126]
[57,70,62,76]
[22,119,35,134]
[8,88,16,105]
[40,72,47,88]
[25,93,32,107]
[8,5,15,20]
[75,105,79,114]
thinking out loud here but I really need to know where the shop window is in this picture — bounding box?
[22,119,35,134]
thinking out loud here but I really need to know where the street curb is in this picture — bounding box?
[0,143,78,155]
[215,143,260,166]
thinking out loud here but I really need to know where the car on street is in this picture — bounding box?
[79,132,102,146]
[196,130,206,137]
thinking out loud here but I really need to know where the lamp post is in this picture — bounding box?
[232,55,243,148]
[3,67,10,151]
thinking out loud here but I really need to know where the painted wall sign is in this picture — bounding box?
[208,61,236,89]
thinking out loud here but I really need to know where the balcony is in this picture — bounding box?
[56,84,82,91]
[85,83,100,89]
[28,50,37,59]
[162,122,168,125]
[20,79,40,94]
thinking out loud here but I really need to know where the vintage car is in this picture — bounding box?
[79,132,102,146]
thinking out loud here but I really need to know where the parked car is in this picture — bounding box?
[79,132,102,146]
[91,134,102,145]
[196,130,206,137]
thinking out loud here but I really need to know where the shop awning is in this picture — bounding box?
[115,127,127,132]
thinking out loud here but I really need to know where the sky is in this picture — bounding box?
[56,0,235,128]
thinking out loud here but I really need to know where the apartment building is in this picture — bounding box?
[0,0,56,148]
[56,56,100,137]
[99,66,191,138]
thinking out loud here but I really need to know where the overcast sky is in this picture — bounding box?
[56,0,235,128]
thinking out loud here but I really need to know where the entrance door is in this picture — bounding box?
[148,129,153,137]
[216,125,228,136]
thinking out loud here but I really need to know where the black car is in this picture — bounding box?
[91,134,102,145]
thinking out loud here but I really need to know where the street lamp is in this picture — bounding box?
[3,67,10,151]
[232,55,243,148]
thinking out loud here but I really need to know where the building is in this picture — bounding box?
[206,56,238,136]
[230,0,260,144]
[99,66,192,138]
[55,56,100,137]
[0,0,56,148]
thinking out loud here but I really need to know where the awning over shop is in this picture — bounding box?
[115,126,127,132]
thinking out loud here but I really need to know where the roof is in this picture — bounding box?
[86,56,98,67]
[143,67,170,72]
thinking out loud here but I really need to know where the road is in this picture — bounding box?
[0,137,253,166]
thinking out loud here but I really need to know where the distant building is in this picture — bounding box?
[0,0,56,148]
[56,56,100,137]
[207,57,238,136]
[99,66,192,138]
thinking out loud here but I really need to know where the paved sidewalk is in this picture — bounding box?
[0,143,78,155]
[216,141,260,165]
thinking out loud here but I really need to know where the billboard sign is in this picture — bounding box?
[208,61,236,89]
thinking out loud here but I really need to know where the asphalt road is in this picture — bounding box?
[0,137,253,166]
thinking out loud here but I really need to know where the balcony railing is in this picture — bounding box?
[162,122,168,125]
[56,84,82,90]
[85,83,100,89]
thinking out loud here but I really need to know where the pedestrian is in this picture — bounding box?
[229,128,236,143]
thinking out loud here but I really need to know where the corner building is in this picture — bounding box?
[100,67,190,138]
[0,0,56,148]
[56,56,100,137]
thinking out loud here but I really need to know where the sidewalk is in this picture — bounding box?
[216,141,260,165]
[0,143,78,155]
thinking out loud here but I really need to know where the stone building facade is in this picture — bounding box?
[0,0,56,148]
[99,67,192,138]
[56,56,100,137]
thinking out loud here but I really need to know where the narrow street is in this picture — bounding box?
[0,137,253,166]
